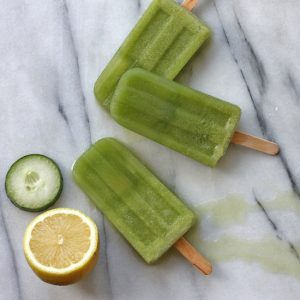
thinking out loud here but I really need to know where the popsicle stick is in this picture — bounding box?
[181,0,198,11]
[174,237,212,275]
[231,130,279,155]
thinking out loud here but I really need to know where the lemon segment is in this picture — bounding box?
[23,208,99,285]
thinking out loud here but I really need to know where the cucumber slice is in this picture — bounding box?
[5,154,63,212]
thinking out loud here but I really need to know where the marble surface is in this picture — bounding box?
[1,0,300,299]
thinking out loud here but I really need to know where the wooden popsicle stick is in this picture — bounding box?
[231,130,279,155]
[181,0,198,11]
[174,237,212,275]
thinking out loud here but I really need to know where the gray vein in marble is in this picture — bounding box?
[254,194,282,240]
[0,201,21,300]
[57,99,76,144]
[233,10,267,97]
[101,219,114,300]
[58,103,69,125]
[213,1,300,196]
[233,15,300,196]
[62,1,113,297]
[62,0,91,145]
[253,193,300,260]
[286,72,300,105]
[277,151,299,195]
[136,0,142,12]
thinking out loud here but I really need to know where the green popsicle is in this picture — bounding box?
[72,138,196,264]
[110,68,241,167]
[94,0,210,110]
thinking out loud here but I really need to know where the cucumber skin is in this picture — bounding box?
[5,154,63,212]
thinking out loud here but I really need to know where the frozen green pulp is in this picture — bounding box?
[94,0,210,110]
[72,138,195,263]
[111,69,241,167]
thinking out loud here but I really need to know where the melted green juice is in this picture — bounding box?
[200,237,300,280]
[194,194,254,227]
[188,192,300,280]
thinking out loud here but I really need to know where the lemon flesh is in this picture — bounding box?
[23,208,99,285]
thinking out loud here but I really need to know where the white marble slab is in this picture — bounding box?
[0,0,300,299]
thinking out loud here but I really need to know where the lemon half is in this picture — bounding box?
[23,208,99,285]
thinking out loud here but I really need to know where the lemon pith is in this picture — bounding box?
[23,208,99,285]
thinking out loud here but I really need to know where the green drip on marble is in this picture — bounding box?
[200,237,300,280]
[188,191,300,280]
[194,194,254,227]
[265,191,300,213]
